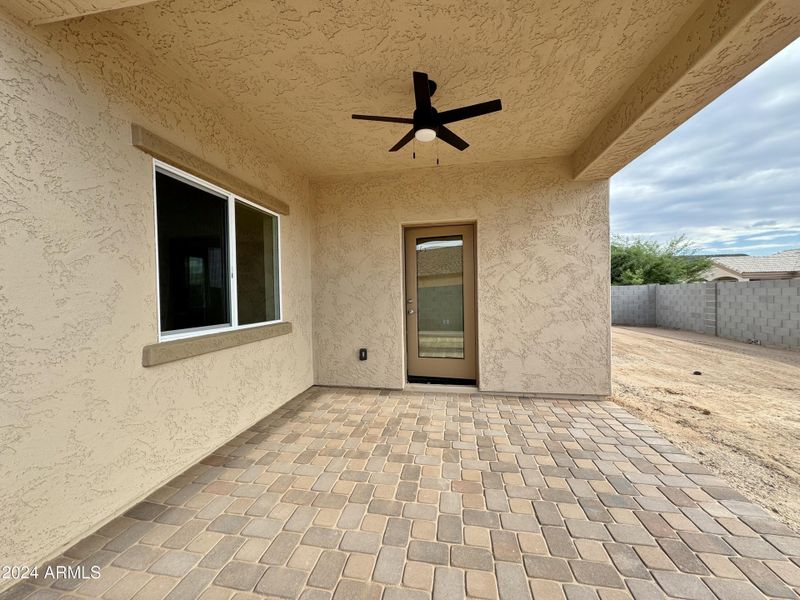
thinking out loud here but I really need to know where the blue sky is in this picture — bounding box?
[611,38,800,256]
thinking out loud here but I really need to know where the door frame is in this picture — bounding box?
[402,221,478,385]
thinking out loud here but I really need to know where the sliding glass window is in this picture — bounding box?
[235,201,279,325]
[154,163,281,340]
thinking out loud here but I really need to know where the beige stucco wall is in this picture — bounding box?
[311,159,611,396]
[0,11,314,569]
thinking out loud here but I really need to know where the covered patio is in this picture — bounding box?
[3,1,800,598]
[6,387,799,600]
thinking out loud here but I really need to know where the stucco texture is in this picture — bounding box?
[0,10,314,569]
[3,0,796,584]
[311,159,611,397]
[68,0,704,177]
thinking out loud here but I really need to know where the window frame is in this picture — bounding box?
[152,160,283,342]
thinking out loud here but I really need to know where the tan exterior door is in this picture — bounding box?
[405,224,476,383]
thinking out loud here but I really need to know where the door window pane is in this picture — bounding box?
[156,171,229,333]
[416,235,464,358]
[235,201,280,324]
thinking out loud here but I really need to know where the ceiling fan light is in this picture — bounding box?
[414,128,436,142]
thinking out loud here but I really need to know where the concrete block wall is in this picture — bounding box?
[611,284,656,326]
[418,284,464,331]
[717,279,800,348]
[612,280,799,349]
[655,282,712,334]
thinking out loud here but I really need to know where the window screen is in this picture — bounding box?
[235,200,280,324]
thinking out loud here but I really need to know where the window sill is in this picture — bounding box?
[142,321,292,367]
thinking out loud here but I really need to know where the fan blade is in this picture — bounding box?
[439,99,502,124]
[389,129,416,152]
[352,114,414,124]
[413,71,431,110]
[436,126,469,151]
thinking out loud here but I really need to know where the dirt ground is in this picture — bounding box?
[611,326,800,531]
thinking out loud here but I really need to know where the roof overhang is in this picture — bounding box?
[2,0,159,24]
[573,0,800,180]
[740,271,800,279]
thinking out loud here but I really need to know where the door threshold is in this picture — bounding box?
[407,375,476,385]
[404,383,479,394]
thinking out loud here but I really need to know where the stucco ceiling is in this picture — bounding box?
[93,0,706,177]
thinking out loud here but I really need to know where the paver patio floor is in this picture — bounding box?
[5,387,800,600]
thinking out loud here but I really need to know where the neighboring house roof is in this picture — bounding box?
[711,249,800,277]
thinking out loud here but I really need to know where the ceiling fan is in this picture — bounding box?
[352,71,502,152]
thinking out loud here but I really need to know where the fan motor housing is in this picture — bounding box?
[413,107,438,131]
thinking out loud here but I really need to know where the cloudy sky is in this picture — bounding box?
[610,38,800,256]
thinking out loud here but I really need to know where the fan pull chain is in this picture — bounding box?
[412,138,416,160]
[436,138,439,166]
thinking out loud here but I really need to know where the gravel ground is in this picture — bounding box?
[611,326,800,531]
